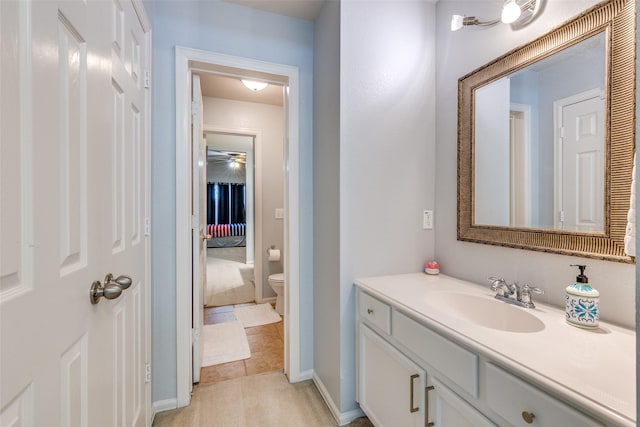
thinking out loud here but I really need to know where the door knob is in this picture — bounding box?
[105,273,132,289]
[201,234,212,241]
[90,281,124,304]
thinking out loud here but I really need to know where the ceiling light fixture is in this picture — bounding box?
[451,0,540,32]
[241,79,268,92]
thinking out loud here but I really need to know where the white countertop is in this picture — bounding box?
[354,273,636,426]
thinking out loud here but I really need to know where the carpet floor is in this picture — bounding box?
[152,372,373,427]
[206,247,255,307]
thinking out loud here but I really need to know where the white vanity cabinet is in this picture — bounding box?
[355,284,615,427]
[357,290,495,427]
[359,324,426,427]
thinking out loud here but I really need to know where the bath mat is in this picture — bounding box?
[233,303,282,328]
[201,321,251,367]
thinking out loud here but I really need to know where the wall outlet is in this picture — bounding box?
[275,208,284,220]
[423,210,433,229]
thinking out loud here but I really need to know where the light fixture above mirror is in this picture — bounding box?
[450,0,542,31]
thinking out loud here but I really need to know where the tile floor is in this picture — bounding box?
[199,303,284,384]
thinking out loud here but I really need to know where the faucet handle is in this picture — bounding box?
[522,283,544,294]
[487,276,505,290]
[520,283,544,308]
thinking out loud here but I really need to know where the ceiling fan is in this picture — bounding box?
[206,149,247,169]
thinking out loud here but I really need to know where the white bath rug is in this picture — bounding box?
[233,303,282,328]
[201,321,251,367]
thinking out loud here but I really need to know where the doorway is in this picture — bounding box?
[204,133,256,308]
[175,47,302,407]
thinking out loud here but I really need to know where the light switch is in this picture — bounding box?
[275,208,284,219]
[423,210,433,229]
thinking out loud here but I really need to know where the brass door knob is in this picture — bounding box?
[522,411,535,424]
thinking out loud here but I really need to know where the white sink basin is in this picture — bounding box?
[426,292,545,333]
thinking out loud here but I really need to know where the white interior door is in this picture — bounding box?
[557,93,604,231]
[0,1,150,426]
[191,74,207,383]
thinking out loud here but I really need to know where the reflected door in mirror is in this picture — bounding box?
[473,32,606,232]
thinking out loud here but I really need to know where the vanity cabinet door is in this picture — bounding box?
[486,363,604,427]
[431,378,496,427]
[359,324,426,427]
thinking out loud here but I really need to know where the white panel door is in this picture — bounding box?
[558,94,604,231]
[191,74,207,383]
[0,1,150,426]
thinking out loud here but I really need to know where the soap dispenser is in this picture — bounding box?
[565,264,599,329]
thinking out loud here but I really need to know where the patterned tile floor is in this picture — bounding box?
[199,303,284,384]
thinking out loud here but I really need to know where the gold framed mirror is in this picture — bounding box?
[457,0,635,263]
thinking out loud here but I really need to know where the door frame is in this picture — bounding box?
[175,47,301,407]
[509,102,532,227]
[204,128,262,303]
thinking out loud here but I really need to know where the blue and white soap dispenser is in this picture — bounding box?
[565,264,599,329]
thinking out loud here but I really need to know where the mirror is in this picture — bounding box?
[458,0,635,262]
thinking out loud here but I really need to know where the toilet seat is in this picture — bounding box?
[269,273,284,283]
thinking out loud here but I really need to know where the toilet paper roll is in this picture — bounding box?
[268,248,281,262]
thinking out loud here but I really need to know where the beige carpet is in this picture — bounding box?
[206,248,255,307]
[201,321,250,367]
[152,371,374,427]
[234,303,282,328]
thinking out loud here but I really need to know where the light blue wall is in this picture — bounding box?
[338,0,437,413]
[145,0,314,403]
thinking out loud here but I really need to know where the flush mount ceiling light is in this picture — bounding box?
[451,0,541,31]
[241,79,268,92]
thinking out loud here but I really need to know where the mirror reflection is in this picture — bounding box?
[474,32,606,232]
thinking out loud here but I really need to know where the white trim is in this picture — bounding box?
[175,48,193,408]
[134,2,153,424]
[509,102,532,227]
[152,398,178,414]
[175,46,301,408]
[131,0,151,32]
[312,373,365,426]
[296,368,314,382]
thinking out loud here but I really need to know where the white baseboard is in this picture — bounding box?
[257,296,277,304]
[312,373,364,426]
[286,368,313,383]
[153,398,178,414]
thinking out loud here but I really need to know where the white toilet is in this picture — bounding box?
[268,273,285,315]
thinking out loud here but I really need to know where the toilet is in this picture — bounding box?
[268,273,285,315]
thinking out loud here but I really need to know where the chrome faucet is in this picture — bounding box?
[487,277,544,309]
[487,277,509,296]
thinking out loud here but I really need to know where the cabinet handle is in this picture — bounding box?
[425,385,435,426]
[522,411,535,424]
[409,374,419,413]
[367,308,374,315]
